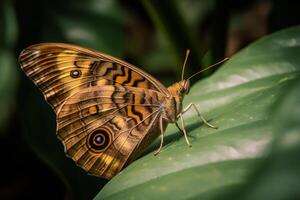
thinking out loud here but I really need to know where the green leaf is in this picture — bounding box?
[95,26,300,200]
[224,79,300,200]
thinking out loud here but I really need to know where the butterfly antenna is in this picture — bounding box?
[187,57,229,80]
[181,49,190,81]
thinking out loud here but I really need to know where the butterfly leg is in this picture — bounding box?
[175,121,184,133]
[178,113,192,148]
[154,116,165,155]
[182,103,218,129]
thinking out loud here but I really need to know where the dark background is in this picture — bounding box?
[0,0,299,199]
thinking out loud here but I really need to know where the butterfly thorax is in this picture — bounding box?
[163,80,190,123]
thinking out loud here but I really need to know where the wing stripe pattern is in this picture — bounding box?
[19,43,169,111]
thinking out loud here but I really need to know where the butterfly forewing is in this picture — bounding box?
[19,43,169,111]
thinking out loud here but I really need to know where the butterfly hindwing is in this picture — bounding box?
[19,43,169,111]
[57,85,164,179]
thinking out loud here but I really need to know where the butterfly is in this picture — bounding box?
[19,43,226,179]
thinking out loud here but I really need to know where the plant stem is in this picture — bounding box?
[141,0,203,79]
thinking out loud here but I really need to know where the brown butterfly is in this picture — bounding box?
[19,43,227,179]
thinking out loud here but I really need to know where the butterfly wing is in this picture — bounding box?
[57,85,164,179]
[19,43,170,179]
[19,43,169,111]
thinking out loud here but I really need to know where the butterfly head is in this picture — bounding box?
[167,79,190,97]
[179,79,190,95]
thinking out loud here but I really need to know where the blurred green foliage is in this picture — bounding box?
[0,0,19,134]
[0,0,300,199]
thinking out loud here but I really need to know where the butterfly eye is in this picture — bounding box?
[70,70,81,78]
[184,80,190,94]
[87,128,112,152]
